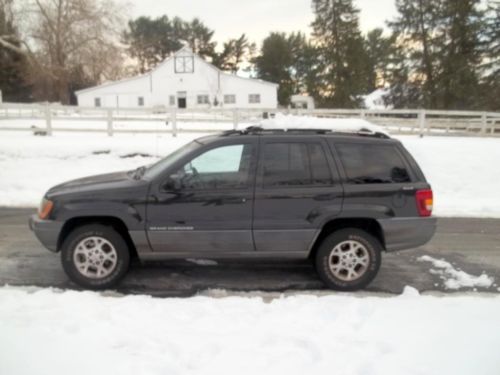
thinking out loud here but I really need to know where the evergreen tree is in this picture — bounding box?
[437,0,483,109]
[311,0,370,108]
[212,34,254,73]
[289,32,321,101]
[254,32,294,105]
[124,16,216,73]
[479,1,500,110]
[124,16,183,73]
[383,46,423,108]
[389,0,443,108]
[254,32,319,106]
[183,18,216,59]
[364,28,395,91]
[0,0,30,101]
[388,0,490,109]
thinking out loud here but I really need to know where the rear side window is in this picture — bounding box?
[336,143,411,184]
[262,142,332,187]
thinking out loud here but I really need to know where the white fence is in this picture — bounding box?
[0,102,499,137]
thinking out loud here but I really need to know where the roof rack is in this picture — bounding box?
[227,126,390,139]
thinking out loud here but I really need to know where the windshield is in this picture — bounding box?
[141,141,201,180]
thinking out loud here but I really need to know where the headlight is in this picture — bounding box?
[38,198,54,220]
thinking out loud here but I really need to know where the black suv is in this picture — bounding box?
[30,126,436,291]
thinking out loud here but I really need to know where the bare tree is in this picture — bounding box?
[0,0,24,53]
[1,0,127,103]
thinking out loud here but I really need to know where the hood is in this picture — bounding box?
[47,170,139,197]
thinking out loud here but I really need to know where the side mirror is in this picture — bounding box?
[162,175,182,192]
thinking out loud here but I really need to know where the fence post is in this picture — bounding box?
[45,104,53,136]
[418,110,426,137]
[171,108,177,137]
[107,109,113,136]
[232,109,238,130]
[481,113,487,135]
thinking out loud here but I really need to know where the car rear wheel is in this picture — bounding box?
[61,224,130,290]
[315,228,382,291]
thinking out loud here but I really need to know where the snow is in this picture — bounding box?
[0,132,200,206]
[1,118,500,217]
[261,113,388,135]
[399,135,500,217]
[186,258,219,266]
[1,286,500,375]
[362,88,391,110]
[418,255,495,290]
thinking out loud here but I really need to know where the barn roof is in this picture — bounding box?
[75,46,278,95]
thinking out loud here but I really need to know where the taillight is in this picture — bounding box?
[415,189,433,217]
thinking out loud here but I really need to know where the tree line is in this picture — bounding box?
[0,0,498,110]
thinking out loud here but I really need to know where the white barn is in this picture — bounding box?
[75,46,278,109]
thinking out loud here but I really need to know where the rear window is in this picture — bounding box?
[336,143,411,184]
[262,142,332,187]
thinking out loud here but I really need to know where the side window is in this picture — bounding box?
[224,94,236,104]
[262,142,332,187]
[138,97,144,106]
[197,95,209,105]
[172,144,254,189]
[336,143,411,184]
[94,98,101,107]
[249,94,261,104]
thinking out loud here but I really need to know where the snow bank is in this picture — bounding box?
[0,132,201,207]
[418,255,495,290]
[399,135,500,217]
[1,286,500,375]
[261,113,388,135]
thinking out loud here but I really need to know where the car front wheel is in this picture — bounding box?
[61,224,130,290]
[315,228,382,291]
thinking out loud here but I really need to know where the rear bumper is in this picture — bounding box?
[378,217,437,252]
[29,214,64,252]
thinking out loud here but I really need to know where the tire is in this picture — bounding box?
[61,224,130,290]
[314,228,382,291]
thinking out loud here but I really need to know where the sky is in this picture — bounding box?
[124,0,397,49]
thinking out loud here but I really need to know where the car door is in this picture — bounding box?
[146,139,258,253]
[252,136,343,253]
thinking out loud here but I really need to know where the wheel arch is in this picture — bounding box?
[308,218,386,259]
[57,216,138,258]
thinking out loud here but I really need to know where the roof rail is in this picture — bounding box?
[239,126,390,139]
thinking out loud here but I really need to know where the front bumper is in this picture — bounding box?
[29,214,64,252]
[378,217,437,252]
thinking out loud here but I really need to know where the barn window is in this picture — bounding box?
[197,95,209,105]
[94,98,101,107]
[249,94,261,104]
[174,56,194,73]
[169,96,176,106]
[224,94,236,104]
[138,97,144,106]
